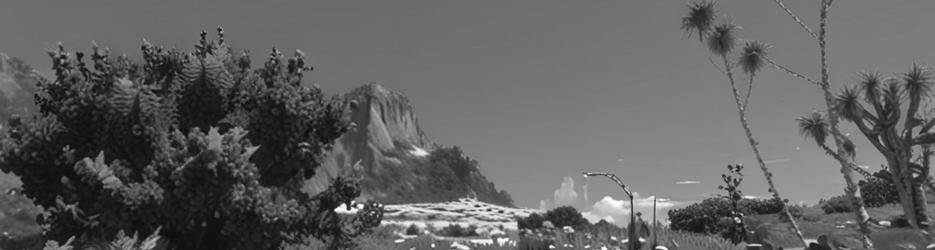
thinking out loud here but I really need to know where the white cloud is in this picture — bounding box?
[553,176,578,207]
[582,211,616,224]
[675,180,701,185]
[763,158,791,164]
[582,195,684,226]
[539,200,550,212]
[617,158,625,162]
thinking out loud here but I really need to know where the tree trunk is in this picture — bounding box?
[817,1,874,248]
[891,159,922,230]
[720,55,808,248]
[912,182,929,229]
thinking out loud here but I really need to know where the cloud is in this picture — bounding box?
[675,180,701,185]
[581,211,615,224]
[763,158,791,164]
[617,158,625,162]
[553,176,578,207]
[539,200,550,212]
[581,195,684,226]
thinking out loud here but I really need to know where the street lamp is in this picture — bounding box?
[583,172,637,250]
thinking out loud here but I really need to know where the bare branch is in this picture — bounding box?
[743,75,754,111]
[763,56,820,86]
[708,56,727,75]
[912,133,935,146]
[770,0,819,40]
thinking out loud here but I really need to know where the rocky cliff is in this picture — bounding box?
[0,53,40,123]
[306,83,514,207]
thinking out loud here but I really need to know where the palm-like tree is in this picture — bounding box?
[685,7,808,246]
[828,64,935,231]
[739,40,770,109]
[681,1,717,43]
[797,112,829,150]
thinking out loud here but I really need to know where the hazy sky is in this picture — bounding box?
[2,1,932,217]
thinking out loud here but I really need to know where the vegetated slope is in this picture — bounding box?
[338,197,537,231]
[306,83,514,207]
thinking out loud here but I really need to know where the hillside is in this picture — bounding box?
[306,83,514,207]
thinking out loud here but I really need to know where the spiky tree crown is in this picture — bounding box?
[0,28,382,250]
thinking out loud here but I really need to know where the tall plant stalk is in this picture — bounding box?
[719,49,808,248]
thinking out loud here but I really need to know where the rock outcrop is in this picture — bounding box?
[0,53,40,123]
[306,83,514,207]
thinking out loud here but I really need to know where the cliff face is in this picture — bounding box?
[0,53,40,123]
[306,83,513,207]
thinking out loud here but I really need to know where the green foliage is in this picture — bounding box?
[859,171,899,207]
[405,224,420,235]
[428,145,477,182]
[544,206,590,231]
[819,195,854,214]
[517,212,545,230]
[372,143,514,207]
[717,164,746,244]
[436,224,479,237]
[517,206,590,231]
[668,196,790,239]
[0,29,382,250]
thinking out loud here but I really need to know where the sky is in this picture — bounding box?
[2,0,933,224]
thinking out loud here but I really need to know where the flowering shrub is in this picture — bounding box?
[0,28,382,250]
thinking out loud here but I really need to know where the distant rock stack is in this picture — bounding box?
[306,83,434,195]
[0,53,42,123]
[306,83,513,207]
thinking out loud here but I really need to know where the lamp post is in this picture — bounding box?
[583,171,637,250]
[653,196,657,248]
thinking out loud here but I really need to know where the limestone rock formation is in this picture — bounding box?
[306,83,514,207]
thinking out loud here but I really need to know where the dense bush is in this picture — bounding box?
[669,196,793,237]
[405,224,420,235]
[819,195,854,214]
[436,224,478,237]
[517,206,590,231]
[0,29,382,250]
[669,198,735,235]
[517,212,545,230]
[371,144,514,207]
[859,171,899,207]
[890,214,911,228]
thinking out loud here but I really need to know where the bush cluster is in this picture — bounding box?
[668,197,795,236]
[859,172,899,208]
[819,195,854,214]
[516,206,590,231]
[0,29,382,250]
[435,224,479,237]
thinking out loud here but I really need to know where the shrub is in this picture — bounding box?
[517,213,544,230]
[668,197,735,235]
[0,29,383,250]
[819,195,854,214]
[890,214,911,228]
[405,224,420,235]
[517,206,590,231]
[859,174,899,207]
[739,197,787,215]
[544,206,590,231]
[436,224,478,237]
